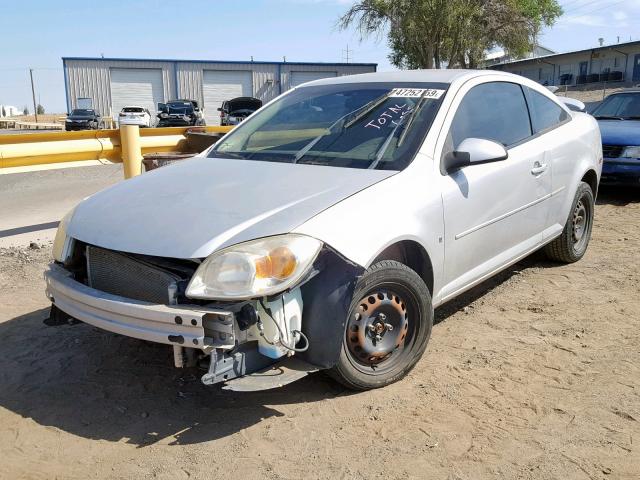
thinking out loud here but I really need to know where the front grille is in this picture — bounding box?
[602,145,624,158]
[86,246,181,304]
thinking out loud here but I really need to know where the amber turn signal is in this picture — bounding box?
[254,246,297,280]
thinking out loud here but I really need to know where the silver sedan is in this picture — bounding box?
[46,70,602,391]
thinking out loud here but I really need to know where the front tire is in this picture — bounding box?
[328,260,433,390]
[544,181,595,263]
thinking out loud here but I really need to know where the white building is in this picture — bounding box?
[484,45,556,67]
[62,57,377,125]
[490,39,640,87]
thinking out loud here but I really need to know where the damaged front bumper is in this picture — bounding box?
[44,263,235,352]
[43,244,364,390]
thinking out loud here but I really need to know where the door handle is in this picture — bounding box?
[531,161,548,175]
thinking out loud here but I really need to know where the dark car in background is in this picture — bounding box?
[592,90,640,186]
[65,109,103,131]
[156,99,205,127]
[219,97,262,126]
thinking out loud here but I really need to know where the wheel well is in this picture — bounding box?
[581,169,598,196]
[372,241,434,295]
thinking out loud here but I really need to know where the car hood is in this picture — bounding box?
[597,119,640,145]
[67,157,395,259]
[227,97,262,112]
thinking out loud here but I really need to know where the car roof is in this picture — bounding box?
[302,69,513,87]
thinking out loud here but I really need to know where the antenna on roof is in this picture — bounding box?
[283,56,286,62]
[598,38,604,46]
[251,56,254,62]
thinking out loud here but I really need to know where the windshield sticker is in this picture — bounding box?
[389,88,445,99]
[365,103,413,130]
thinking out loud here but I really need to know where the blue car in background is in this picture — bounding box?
[592,90,640,186]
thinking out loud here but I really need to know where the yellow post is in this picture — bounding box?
[120,124,143,179]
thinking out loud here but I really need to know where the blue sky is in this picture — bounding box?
[1,0,638,113]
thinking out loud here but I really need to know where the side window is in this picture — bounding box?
[450,82,532,148]
[527,88,569,133]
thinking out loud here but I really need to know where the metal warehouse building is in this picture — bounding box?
[490,40,640,88]
[62,57,377,125]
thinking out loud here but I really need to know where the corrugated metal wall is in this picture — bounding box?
[65,59,176,116]
[63,58,376,116]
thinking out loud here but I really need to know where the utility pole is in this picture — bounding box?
[29,68,38,123]
[342,45,353,63]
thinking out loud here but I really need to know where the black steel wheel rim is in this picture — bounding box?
[345,283,418,375]
[572,193,592,252]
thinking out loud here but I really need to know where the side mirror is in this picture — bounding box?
[157,102,166,113]
[444,138,508,173]
[217,107,223,112]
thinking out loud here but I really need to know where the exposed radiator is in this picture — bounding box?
[86,246,180,304]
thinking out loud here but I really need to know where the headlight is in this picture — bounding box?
[65,118,73,122]
[620,146,640,158]
[160,113,169,118]
[186,235,322,300]
[52,208,76,263]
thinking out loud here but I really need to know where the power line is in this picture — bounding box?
[558,0,626,22]
[0,67,63,72]
[562,0,606,15]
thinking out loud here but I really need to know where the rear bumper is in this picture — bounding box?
[119,118,149,127]
[44,263,235,352]
[601,159,640,185]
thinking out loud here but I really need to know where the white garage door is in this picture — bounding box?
[290,71,337,88]
[110,68,164,122]
[203,70,253,125]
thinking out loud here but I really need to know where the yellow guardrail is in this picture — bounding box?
[0,126,234,174]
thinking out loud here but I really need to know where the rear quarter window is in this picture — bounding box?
[526,88,569,133]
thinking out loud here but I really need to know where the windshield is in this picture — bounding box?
[123,107,144,113]
[167,102,194,114]
[208,82,448,170]
[71,109,94,116]
[592,93,640,119]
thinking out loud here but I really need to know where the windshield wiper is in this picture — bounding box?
[294,90,400,164]
[622,116,640,120]
[293,114,350,163]
[209,151,247,160]
[397,90,428,147]
[594,115,624,120]
[293,98,385,163]
[367,121,405,170]
[343,91,394,129]
[368,90,429,169]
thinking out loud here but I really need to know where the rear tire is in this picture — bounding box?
[544,181,594,263]
[328,260,433,390]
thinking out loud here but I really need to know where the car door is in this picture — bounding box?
[524,87,573,239]
[436,80,552,300]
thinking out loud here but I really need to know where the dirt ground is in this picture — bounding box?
[0,187,638,480]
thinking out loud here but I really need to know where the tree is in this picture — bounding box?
[37,104,45,115]
[23,106,29,115]
[339,0,562,69]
